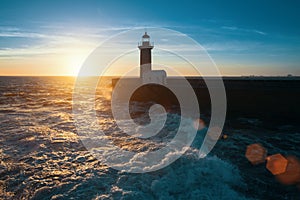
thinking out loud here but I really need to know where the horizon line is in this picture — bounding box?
[0,75,299,78]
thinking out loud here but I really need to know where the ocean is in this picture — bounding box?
[0,76,299,199]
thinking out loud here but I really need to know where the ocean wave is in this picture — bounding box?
[94,152,250,200]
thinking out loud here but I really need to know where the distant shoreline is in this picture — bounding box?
[1,75,300,80]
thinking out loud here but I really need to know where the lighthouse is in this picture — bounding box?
[138,32,166,85]
[138,32,153,78]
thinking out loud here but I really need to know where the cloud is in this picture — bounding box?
[202,41,262,52]
[0,25,194,59]
[221,26,267,35]
[0,25,109,58]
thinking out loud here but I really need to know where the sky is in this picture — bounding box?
[0,0,299,76]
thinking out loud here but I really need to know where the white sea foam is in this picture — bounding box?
[95,151,250,199]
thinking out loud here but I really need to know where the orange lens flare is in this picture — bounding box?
[266,154,288,175]
[275,156,300,185]
[245,143,267,165]
[193,119,206,130]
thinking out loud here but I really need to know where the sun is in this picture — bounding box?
[66,54,87,76]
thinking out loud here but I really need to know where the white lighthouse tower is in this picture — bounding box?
[138,32,166,85]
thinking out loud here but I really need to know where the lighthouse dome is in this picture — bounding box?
[142,32,150,38]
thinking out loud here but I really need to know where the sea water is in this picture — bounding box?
[0,77,299,199]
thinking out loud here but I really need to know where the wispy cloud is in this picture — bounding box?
[221,26,267,36]
[202,41,263,52]
[0,25,109,58]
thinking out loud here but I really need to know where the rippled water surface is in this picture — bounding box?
[0,76,299,199]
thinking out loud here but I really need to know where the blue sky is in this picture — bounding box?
[0,0,299,75]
